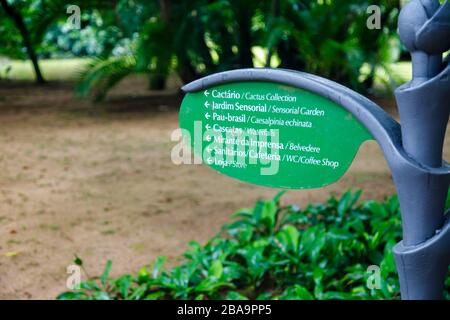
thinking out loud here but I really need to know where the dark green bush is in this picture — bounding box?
[58,191,450,300]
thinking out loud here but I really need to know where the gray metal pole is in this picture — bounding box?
[393,0,450,299]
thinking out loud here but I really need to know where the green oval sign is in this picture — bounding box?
[179,81,372,189]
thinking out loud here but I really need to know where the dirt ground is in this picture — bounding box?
[0,76,448,299]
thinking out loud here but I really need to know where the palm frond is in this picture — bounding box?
[75,55,137,102]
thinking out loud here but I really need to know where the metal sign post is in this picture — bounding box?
[179,0,450,299]
[392,0,450,300]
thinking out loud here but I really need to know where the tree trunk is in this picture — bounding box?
[177,50,200,84]
[230,1,254,68]
[159,0,171,21]
[266,0,280,67]
[148,0,172,90]
[0,0,46,84]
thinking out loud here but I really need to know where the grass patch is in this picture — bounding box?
[0,58,90,81]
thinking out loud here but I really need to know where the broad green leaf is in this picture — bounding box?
[276,225,299,253]
[226,291,249,300]
[209,260,223,279]
[100,260,112,288]
[74,255,83,266]
[152,256,167,279]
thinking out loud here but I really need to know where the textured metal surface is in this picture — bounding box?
[394,0,450,299]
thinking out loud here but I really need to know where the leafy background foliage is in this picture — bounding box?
[74,0,401,98]
[0,0,403,96]
[58,191,450,300]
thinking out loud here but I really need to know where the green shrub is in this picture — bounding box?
[58,191,450,300]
